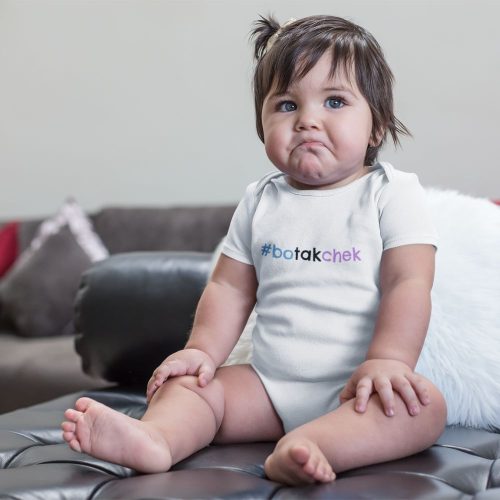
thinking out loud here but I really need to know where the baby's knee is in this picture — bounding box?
[164,375,225,424]
[175,374,224,398]
[424,382,447,434]
[389,378,447,443]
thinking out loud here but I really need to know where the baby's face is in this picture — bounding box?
[261,53,375,190]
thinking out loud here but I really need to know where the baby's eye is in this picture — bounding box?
[277,101,297,112]
[325,97,345,109]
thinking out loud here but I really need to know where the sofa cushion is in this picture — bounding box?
[0,334,111,413]
[0,199,108,337]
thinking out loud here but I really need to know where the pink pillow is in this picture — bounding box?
[0,222,19,278]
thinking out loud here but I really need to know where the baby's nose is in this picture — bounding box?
[295,109,320,130]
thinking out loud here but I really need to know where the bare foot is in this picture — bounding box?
[61,397,172,473]
[264,438,336,485]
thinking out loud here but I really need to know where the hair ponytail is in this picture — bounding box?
[251,15,281,61]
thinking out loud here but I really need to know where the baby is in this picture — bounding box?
[62,15,447,485]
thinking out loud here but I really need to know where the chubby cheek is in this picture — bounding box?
[263,128,287,168]
[264,139,281,169]
[335,120,372,159]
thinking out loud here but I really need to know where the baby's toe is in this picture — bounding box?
[289,444,310,466]
[68,437,82,453]
[61,421,76,432]
[318,463,336,482]
[62,430,73,442]
[64,408,82,423]
[303,453,320,476]
[75,397,94,412]
[315,464,331,482]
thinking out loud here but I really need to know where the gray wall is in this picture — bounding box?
[1,0,499,218]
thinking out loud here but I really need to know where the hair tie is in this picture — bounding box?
[265,18,296,54]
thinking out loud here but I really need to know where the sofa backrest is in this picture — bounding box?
[15,205,236,255]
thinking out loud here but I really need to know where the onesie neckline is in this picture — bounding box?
[278,163,384,197]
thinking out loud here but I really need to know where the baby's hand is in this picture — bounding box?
[146,348,216,403]
[339,359,431,417]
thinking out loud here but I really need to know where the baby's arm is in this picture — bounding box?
[146,254,257,401]
[340,243,435,416]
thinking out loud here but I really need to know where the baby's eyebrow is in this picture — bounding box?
[268,90,290,100]
[324,86,355,95]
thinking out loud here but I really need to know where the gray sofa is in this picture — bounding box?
[0,205,235,413]
[1,251,499,498]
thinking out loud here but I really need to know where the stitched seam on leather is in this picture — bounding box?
[3,441,40,469]
[434,443,482,458]
[372,470,480,496]
[37,460,128,478]
[342,469,480,496]
[88,477,121,500]
[174,464,266,478]
[11,430,60,444]
[485,458,498,490]
[269,483,290,498]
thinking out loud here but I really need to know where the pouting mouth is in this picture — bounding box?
[293,140,329,153]
[298,141,324,147]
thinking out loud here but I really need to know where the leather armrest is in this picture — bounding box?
[74,252,212,386]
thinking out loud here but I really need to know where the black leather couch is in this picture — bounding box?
[1,252,499,498]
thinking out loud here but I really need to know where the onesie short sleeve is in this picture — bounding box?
[221,182,258,265]
[377,168,438,251]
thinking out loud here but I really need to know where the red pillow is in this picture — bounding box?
[0,222,19,278]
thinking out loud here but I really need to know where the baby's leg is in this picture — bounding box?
[265,379,446,485]
[62,375,225,473]
[61,364,283,473]
[212,364,284,443]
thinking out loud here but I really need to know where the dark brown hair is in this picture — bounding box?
[251,15,410,165]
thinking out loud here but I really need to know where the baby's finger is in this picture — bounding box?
[146,376,159,397]
[146,376,155,394]
[339,380,356,403]
[147,369,172,399]
[354,377,373,413]
[146,365,174,401]
[146,381,160,403]
[153,359,189,381]
[152,364,172,381]
[392,376,420,416]
[408,374,431,406]
[198,362,215,387]
[373,377,394,416]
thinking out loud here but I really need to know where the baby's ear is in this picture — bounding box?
[369,126,386,148]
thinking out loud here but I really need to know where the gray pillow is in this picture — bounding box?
[0,225,98,337]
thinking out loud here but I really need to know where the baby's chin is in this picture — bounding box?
[285,174,337,190]
[286,169,364,190]
[290,164,338,187]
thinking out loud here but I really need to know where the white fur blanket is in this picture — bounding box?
[213,188,500,430]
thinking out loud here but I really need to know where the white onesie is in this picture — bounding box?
[222,162,438,432]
